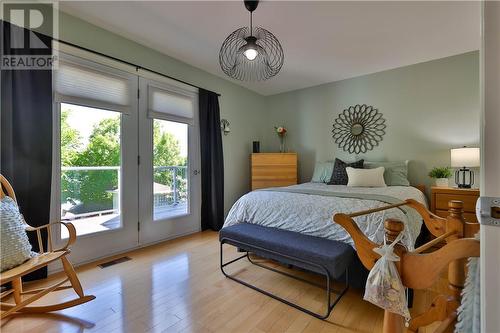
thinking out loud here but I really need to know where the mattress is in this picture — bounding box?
[223,182,427,250]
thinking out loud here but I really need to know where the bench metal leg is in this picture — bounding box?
[220,239,349,320]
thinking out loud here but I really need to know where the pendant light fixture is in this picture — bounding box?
[219,0,284,81]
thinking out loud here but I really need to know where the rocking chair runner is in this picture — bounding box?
[0,174,95,319]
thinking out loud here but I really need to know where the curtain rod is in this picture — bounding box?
[57,39,221,97]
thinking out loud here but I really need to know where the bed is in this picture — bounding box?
[220,181,428,318]
[223,182,427,250]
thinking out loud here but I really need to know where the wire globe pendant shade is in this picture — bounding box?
[219,1,284,81]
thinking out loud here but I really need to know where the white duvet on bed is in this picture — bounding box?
[223,183,427,250]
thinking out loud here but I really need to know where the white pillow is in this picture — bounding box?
[346,167,387,187]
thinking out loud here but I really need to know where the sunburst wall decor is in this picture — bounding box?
[332,104,386,154]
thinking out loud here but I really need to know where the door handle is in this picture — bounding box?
[193,170,200,176]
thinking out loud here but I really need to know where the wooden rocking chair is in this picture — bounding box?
[334,199,480,333]
[0,174,95,319]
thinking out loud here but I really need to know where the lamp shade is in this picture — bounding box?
[450,147,480,167]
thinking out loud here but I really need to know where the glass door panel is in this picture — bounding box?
[153,119,189,221]
[60,103,122,237]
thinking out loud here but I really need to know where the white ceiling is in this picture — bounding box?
[60,1,480,96]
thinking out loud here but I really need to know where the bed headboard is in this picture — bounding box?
[413,184,426,195]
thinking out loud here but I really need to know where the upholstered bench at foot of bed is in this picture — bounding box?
[219,223,354,319]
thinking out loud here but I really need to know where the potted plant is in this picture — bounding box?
[428,167,452,187]
[274,126,287,153]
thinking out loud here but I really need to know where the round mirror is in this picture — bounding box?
[351,123,364,136]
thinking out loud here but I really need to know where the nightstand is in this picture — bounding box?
[430,187,480,224]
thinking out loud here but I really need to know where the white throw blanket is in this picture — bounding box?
[455,233,480,333]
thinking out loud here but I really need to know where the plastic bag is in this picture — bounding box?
[363,232,410,322]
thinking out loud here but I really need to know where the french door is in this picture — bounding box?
[52,52,140,265]
[138,75,201,245]
[51,46,200,266]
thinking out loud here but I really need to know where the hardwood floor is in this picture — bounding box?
[1,231,446,333]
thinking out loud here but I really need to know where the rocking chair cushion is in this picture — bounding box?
[1,197,34,272]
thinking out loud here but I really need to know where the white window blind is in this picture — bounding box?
[55,59,132,113]
[148,86,195,124]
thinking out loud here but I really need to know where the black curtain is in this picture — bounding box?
[1,21,52,280]
[199,89,224,231]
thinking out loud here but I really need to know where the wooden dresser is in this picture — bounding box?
[251,153,298,190]
[430,187,480,223]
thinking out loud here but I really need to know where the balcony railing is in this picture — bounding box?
[61,165,188,222]
[153,166,188,205]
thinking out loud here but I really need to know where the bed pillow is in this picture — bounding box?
[311,161,334,183]
[346,167,387,187]
[328,158,364,185]
[1,196,33,272]
[364,161,410,186]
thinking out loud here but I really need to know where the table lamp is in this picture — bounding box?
[450,147,480,188]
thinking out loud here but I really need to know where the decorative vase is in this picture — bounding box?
[435,178,449,187]
[279,136,286,153]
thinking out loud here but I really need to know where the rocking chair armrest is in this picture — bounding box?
[56,222,77,251]
[24,221,77,252]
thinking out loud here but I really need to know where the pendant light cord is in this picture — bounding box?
[250,11,253,36]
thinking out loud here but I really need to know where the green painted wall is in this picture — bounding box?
[58,11,479,207]
[58,12,268,215]
[263,52,480,192]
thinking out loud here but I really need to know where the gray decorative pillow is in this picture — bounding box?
[311,161,334,183]
[1,197,33,272]
[328,158,364,185]
[364,161,410,186]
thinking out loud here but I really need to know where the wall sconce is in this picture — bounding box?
[221,119,231,135]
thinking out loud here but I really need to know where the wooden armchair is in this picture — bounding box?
[0,175,95,319]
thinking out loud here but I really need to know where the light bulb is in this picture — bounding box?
[243,48,258,61]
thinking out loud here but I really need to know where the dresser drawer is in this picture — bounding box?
[251,165,297,179]
[251,153,297,166]
[435,193,478,212]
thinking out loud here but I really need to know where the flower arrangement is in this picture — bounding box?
[274,126,287,137]
[274,126,287,152]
